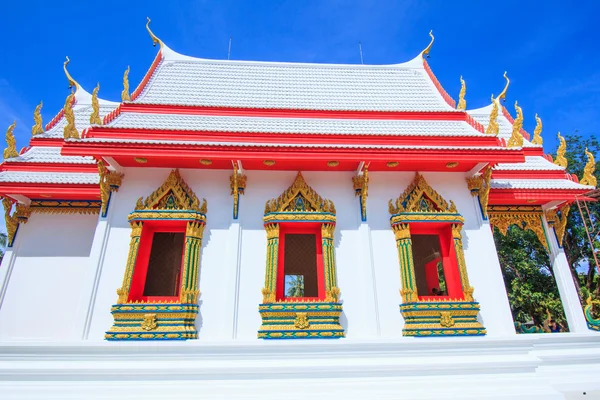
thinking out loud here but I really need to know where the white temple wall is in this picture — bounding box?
[0,213,97,340]
[0,168,516,341]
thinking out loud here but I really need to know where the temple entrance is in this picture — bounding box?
[492,226,569,333]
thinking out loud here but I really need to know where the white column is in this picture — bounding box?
[75,193,116,340]
[222,221,243,339]
[0,244,20,313]
[357,222,380,336]
[542,217,588,333]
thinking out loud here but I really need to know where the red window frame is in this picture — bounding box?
[410,222,464,302]
[276,222,326,301]
[128,220,187,302]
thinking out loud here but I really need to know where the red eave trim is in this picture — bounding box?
[130,50,163,102]
[0,182,99,198]
[29,138,65,147]
[492,170,569,180]
[423,59,456,109]
[0,162,97,173]
[489,188,592,203]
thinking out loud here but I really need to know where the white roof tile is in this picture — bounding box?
[0,171,99,185]
[491,178,592,190]
[493,156,564,171]
[469,103,538,149]
[134,55,454,112]
[70,137,518,151]
[37,103,116,139]
[3,146,95,164]
[108,113,484,137]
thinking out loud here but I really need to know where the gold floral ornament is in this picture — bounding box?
[457,76,466,110]
[2,197,31,247]
[389,173,458,215]
[264,172,336,216]
[507,101,524,148]
[488,205,550,253]
[3,121,18,159]
[531,113,543,145]
[553,132,568,168]
[90,83,102,125]
[229,162,247,219]
[580,148,597,187]
[141,314,158,331]
[352,164,369,221]
[121,66,131,102]
[63,93,79,139]
[31,102,44,136]
[98,159,124,217]
[486,95,499,135]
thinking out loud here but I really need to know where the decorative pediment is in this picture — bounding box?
[264,172,335,214]
[135,169,206,213]
[389,173,457,214]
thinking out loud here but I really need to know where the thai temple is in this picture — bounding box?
[0,22,598,399]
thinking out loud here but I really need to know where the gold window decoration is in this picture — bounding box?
[389,173,486,337]
[488,205,550,253]
[105,169,207,341]
[258,172,344,339]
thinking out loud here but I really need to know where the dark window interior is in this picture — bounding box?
[283,234,318,297]
[411,234,447,296]
[143,232,185,297]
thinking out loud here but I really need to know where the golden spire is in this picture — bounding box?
[531,113,543,145]
[485,94,499,135]
[507,100,524,148]
[121,66,131,102]
[146,17,164,49]
[63,56,79,91]
[31,101,44,136]
[580,148,597,187]
[421,30,434,57]
[496,72,510,102]
[90,83,102,125]
[3,121,18,159]
[554,132,568,168]
[457,76,466,110]
[63,93,79,139]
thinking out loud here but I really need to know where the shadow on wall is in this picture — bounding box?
[17,213,97,258]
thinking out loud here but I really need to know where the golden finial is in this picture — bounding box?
[31,101,44,136]
[421,30,434,58]
[457,76,466,110]
[90,83,102,125]
[485,94,499,135]
[3,121,18,159]
[580,148,597,187]
[63,56,79,91]
[554,132,568,168]
[63,93,79,139]
[496,71,510,102]
[146,17,164,49]
[121,66,131,102]
[507,100,524,148]
[531,113,543,145]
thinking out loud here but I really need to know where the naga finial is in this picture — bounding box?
[31,101,44,136]
[90,83,102,125]
[580,148,597,187]
[485,94,499,135]
[507,100,524,148]
[146,17,164,49]
[121,66,131,102]
[63,56,79,91]
[421,30,434,58]
[63,93,79,139]
[457,76,466,110]
[531,113,543,145]
[3,121,18,159]
[554,132,568,168]
[496,71,510,102]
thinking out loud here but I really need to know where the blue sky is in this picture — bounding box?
[0,0,599,155]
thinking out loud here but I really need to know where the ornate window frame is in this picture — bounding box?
[389,173,486,337]
[105,169,207,341]
[258,172,344,339]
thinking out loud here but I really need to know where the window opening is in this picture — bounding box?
[143,232,185,297]
[283,234,318,298]
[411,234,448,296]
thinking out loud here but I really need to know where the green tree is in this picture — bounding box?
[0,232,6,264]
[285,275,304,297]
[494,226,567,328]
